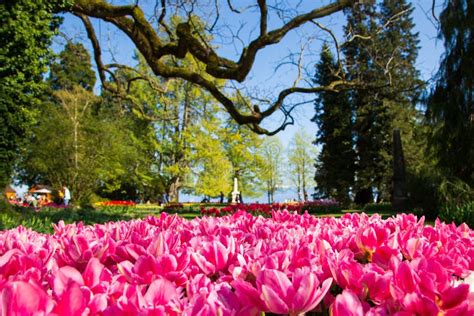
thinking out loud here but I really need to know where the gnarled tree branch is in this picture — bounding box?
[65,0,373,135]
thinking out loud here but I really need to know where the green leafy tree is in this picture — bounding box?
[122,50,224,202]
[288,131,317,201]
[188,106,266,201]
[18,42,145,204]
[0,0,63,194]
[190,114,233,198]
[312,43,355,206]
[426,0,474,187]
[260,137,283,203]
[18,87,142,205]
[222,121,265,200]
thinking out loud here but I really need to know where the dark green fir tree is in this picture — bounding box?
[312,43,355,206]
[49,41,97,91]
[343,1,422,204]
[427,0,474,186]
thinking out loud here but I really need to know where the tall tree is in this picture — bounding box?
[343,1,422,203]
[222,121,265,200]
[288,131,317,201]
[426,0,474,186]
[18,43,147,204]
[312,43,355,206]
[123,51,224,202]
[260,137,283,203]
[0,0,62,193]
[190,112,233,199]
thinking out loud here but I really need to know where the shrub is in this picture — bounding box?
[301,200,341,214]
[362,202,394,214]
[162,203,185,213]
[437,178,474,226]
[439,201,474,228]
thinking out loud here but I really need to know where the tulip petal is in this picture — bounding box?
[330,290,364,316]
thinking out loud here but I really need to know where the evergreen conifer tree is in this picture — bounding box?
[427,0,474,186]
[312,43,355,206]
[49,42,96,91]
[343,1,422,203]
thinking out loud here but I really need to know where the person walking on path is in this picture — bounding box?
[63,186,71,207]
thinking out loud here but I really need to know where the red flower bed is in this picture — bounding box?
[95,200,136,207]
[200,200,340,216]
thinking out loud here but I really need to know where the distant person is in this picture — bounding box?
[63,186,71,206]
[28,195,38,208]
[219,191,224,203]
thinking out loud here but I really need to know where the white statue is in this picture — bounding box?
[231,177,240,203]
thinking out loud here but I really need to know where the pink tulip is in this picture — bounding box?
[0,281,54,315]
[232,279,267,311]
[328,249,364,293]
[330,290,364,316]
[52,281,89,315]
[144,277,182,306]
[1,211,473,315]
[191,238,235,275]
[257,267,332,315]
[437,283,470,314]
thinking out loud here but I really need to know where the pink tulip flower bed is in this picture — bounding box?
[1,211,473,315]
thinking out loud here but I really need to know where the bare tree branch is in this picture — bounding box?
[432,0,440,24]
[226,0,241,14]
[311,20,344,76]
[257,0,267,36]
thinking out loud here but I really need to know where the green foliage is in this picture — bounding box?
[301,203,342,214]
[362,202,394,214]
[438,201,474,228]
[0,206,136,234]
[438,178,473,205]
[405,170,440,218]
[221,120,266,199]
[312,43,355,206]
[260,137,283,203]
[119,51,228,202]
[426,0,474,186]
[190,114,233,197]
[18,87,141,205]
[0,0,63,188]
[17,43,153,205]
[189,97,267,200]
[49,42,96,91]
